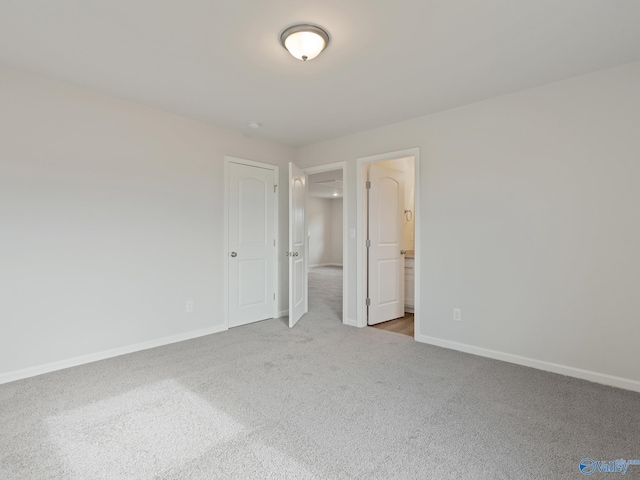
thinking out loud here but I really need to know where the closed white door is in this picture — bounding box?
[228,162,276,328]
[367,164,405,325]
[289,162,308,328]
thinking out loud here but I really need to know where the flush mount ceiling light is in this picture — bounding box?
[280,24,330,61]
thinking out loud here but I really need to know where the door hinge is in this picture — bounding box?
[365,181,371,189]
[274,185,278,193]
[273,293,276,300]
[365,239,371,248]
[274,239,276,246]
[366,298,371,306]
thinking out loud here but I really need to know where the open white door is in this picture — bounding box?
[228,161,276,328]
[288,162,308,328]
[367,164,405,325]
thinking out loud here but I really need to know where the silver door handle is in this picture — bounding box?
[230,252,237,257]
[400,250,407,255]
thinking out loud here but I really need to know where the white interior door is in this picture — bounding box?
[289,162,308,328]
[367,164,405,325]
[228,162,276,328]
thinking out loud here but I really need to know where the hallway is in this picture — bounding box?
[307,266,342,322]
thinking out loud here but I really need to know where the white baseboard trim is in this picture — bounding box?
[344,317,358,327]
[0,324,228,386]
[405,306,414,313]
[276,310,289,318]
[309,263,343,268]
[416,334,640,393]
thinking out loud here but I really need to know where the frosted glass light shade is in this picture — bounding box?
[280,25,330,61]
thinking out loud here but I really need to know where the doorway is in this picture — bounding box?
[357,149,420,338]
[224,157,279,329]
[303,162,347,325]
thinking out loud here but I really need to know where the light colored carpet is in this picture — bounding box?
[308,265,343,321]
[1,266,640,479]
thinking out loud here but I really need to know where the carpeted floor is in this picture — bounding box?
[1,266,640,479]
[308,266,343,323]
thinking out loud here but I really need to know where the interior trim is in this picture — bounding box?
[416,334,640,393]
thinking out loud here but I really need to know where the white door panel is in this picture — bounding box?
[368,164,405,325]
[238,259,267,307]
[229,162,276,328]
[289,163,308,328]
[377,259,400,305]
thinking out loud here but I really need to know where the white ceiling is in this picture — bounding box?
[308,170,343,198]
[1,1,640,146]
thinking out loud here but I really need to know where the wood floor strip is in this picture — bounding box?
[370,314,414,337]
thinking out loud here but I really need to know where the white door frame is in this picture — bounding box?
[356,148,421,337]
[223,156,280,329]
[303,161,348,325]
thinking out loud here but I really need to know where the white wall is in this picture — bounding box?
[3,60,640,390]
[307,196,342,266]
[0,67,296,378]
[307,196,332,266]
[298,61,640,386]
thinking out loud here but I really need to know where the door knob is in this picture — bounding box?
[400,250,407,255]
[230,252,237,257]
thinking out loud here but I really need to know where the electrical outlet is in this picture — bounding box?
[186,300,194,313]
[453,308,462,322]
